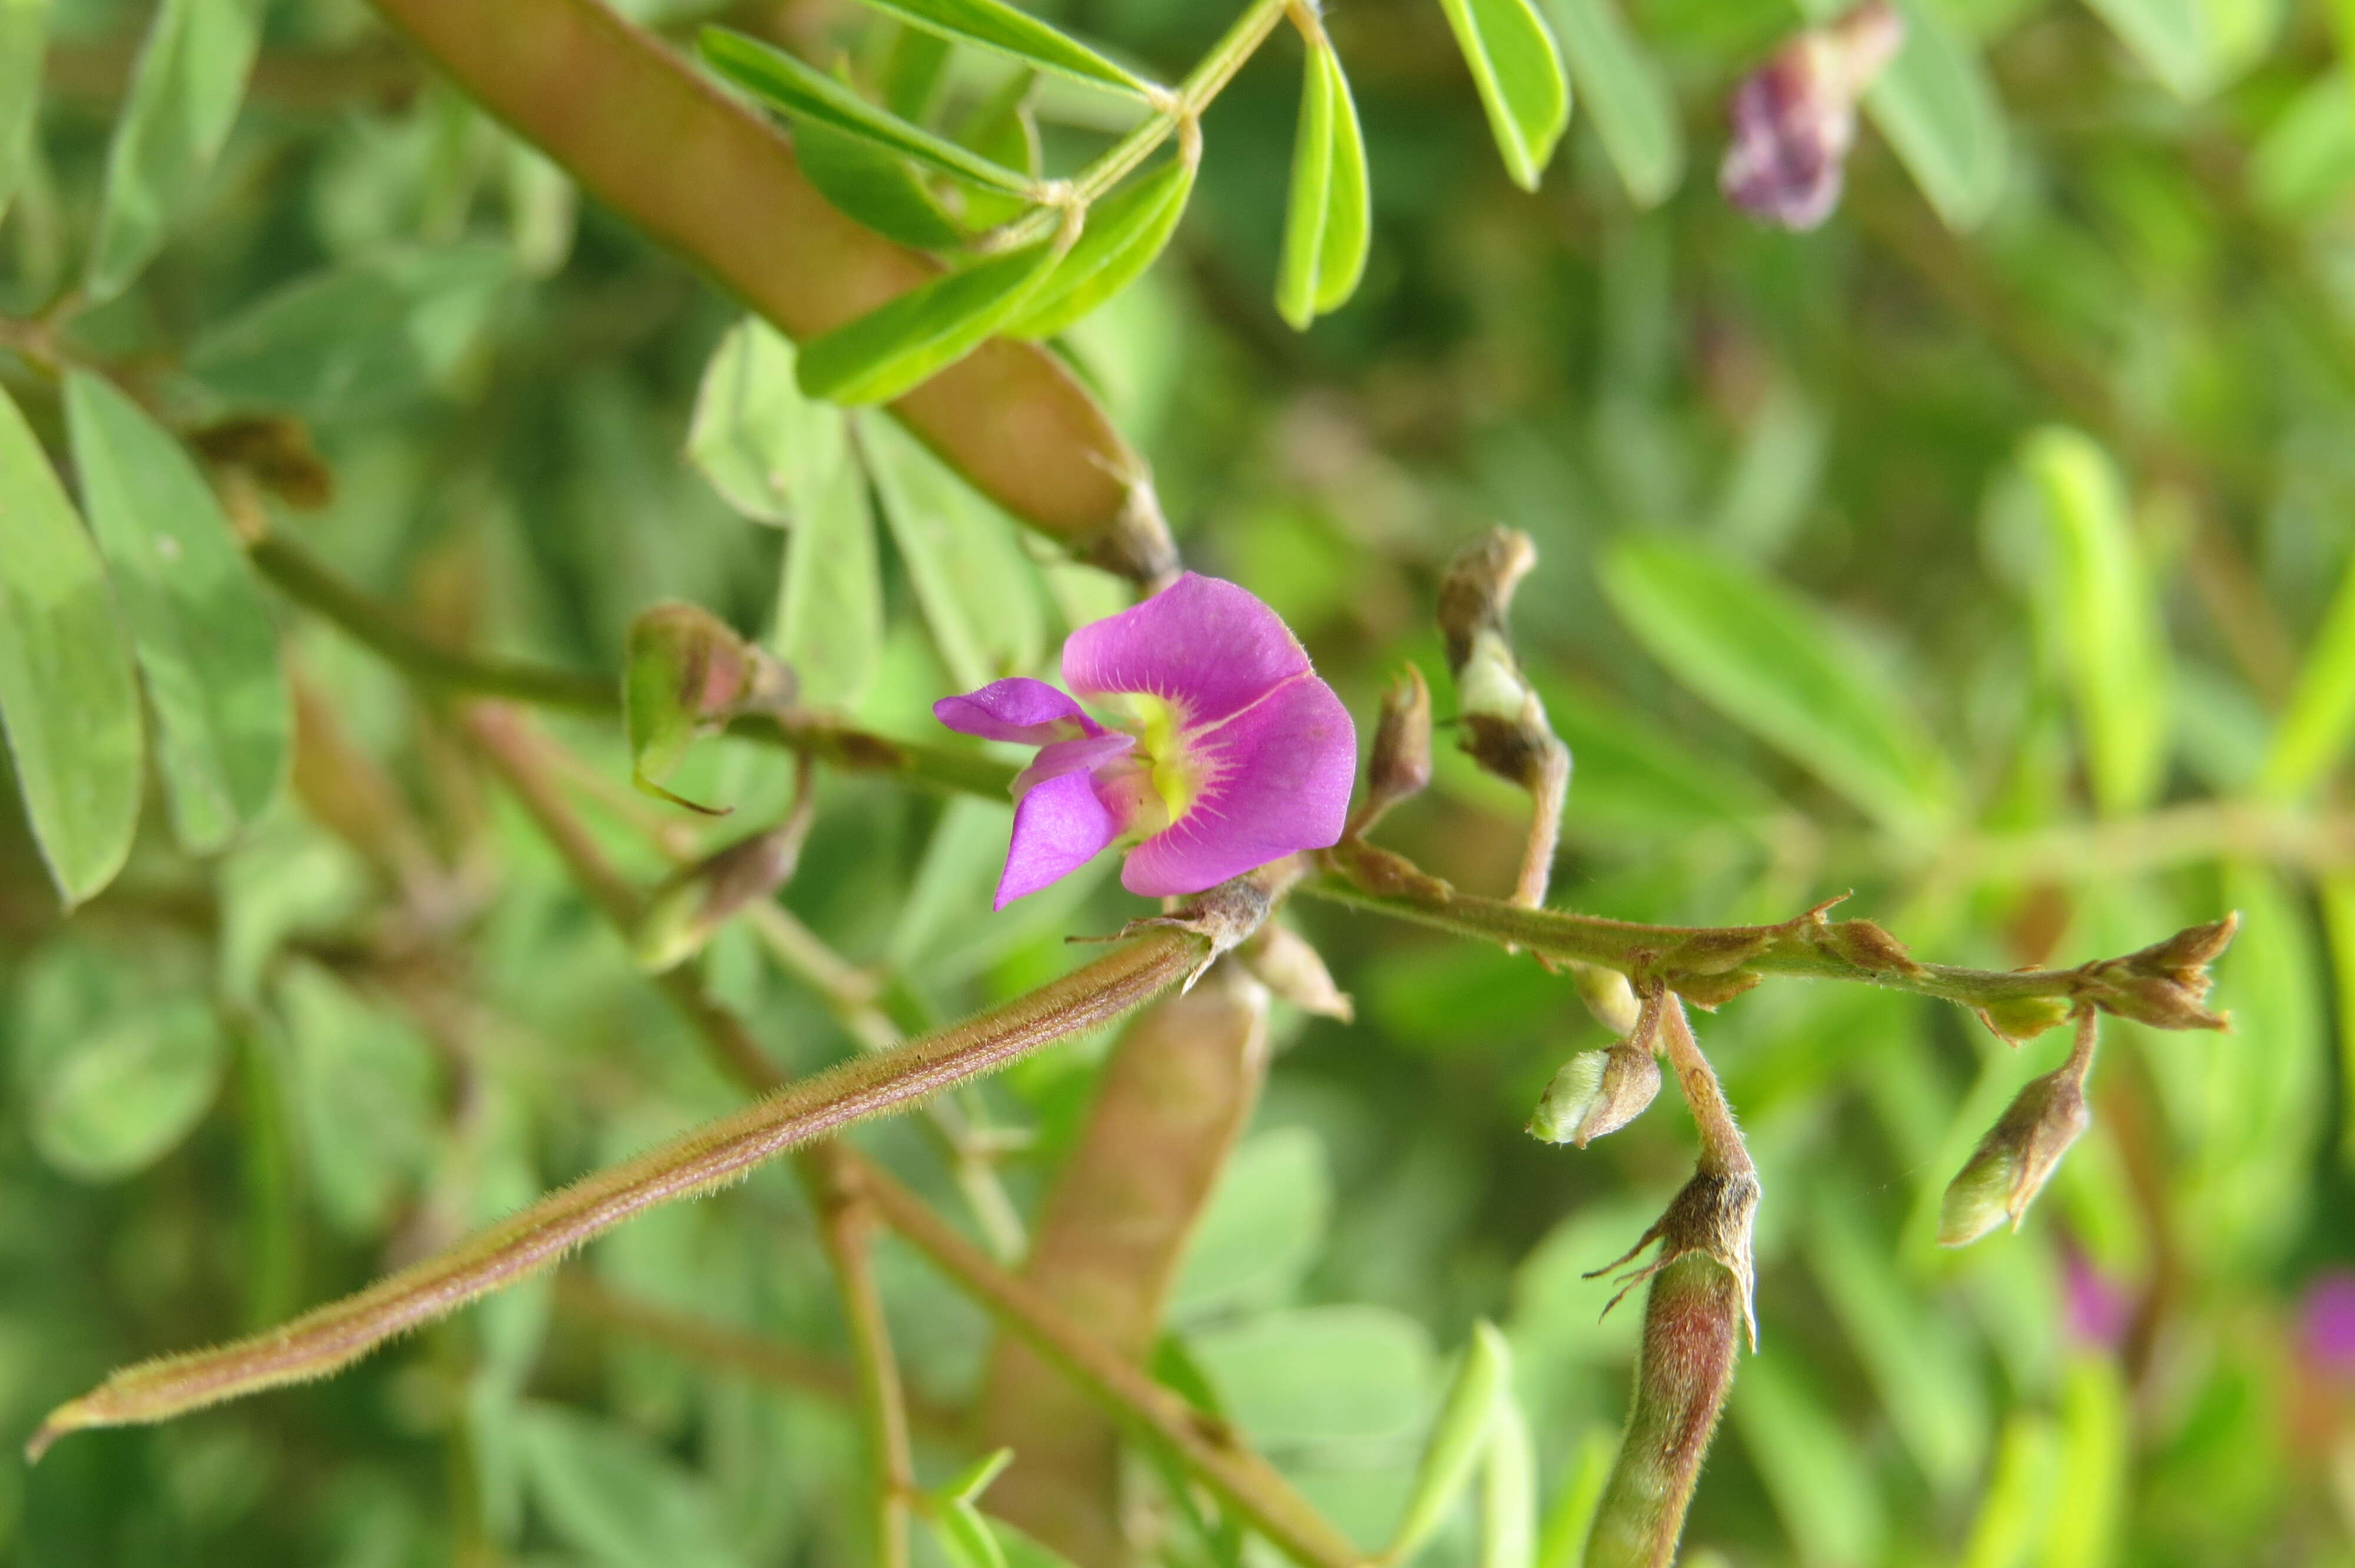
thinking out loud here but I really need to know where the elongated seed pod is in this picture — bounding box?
[1584,1255,1743,1568]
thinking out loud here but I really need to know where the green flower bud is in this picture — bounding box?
[633,819,809,972]
[1938,1055,2092,1247]
[1530,1038,1661,1147]
[623,602,792,813]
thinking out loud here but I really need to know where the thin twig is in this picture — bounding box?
[811,1160,917,1568]
[253,531,1016,798]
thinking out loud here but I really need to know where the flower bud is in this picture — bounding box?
[1938,1052,2092,1247]
[190,414,336,510]
[1718,0,1903,231]
[1437,529,1564,794]
[623,602,794,813]
[1354,664,1433,834]
[1237,921,1353,1021]
[1529,1037,1661,1147]
[1975,992,2073,1045]
[2081,912,2235,1031]
[635,818,810,972]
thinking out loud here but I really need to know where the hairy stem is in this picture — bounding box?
[552,1271,964,1442]
[26,920,1202,1456]
[1305,846,2231,1028]
[813,1160,917,1568]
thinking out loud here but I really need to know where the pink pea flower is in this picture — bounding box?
[934,573,1358,910]
[1719,0,1903,231]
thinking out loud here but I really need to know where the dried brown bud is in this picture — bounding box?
[1529,1037,1662,1147]
[2080,913,2236,1030]
[1939,1015,2097,1247]
[1669,970,1762,1011]
[1587,1163,1761,1351]
[1354,665,1434,834]
[636,819,810,972]
[1436,527,1570,907]
[1090,870,1278,990]
[1817,917,1920,976]
[1719,0,1903,231]
[190,415,336,510]
[1237,921,1353,1021]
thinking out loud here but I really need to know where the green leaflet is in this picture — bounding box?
[2082,0,2215,98]
[860,413,1049,689]
[795,115,971,250]
[775,407,885,711]
[1274,39,1371,329]
[65,372,290,855]
[14,939,225,1184]
[1435,0,1571,190]
[2018,427,2171,816]
[954,69,1045,232]
[187,245,516,424]
[2249,71,2355,220]
[1731,1353,1889,1567]
[1849,0,2007,229]
[0,386,142,908]
[797,239,1066,404]
[86,0,265,303]
[686,318,854,524]
[0,0,48,222]
[1601,540,1957,841]
[856,0,1160,97]
[701,28,1037,197]
[1542,0,1680,207]
[2259,536,2355,797]
[1385,1321,1510,1562]
[1480,1394,1537,1568]
[1004,158,1194,338]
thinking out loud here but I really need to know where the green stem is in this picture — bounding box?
[251,531,1016,798]
[1301,848,2228,1025]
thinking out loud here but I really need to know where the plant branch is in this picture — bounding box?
[552,1271,964,1443]
[253,531,1016,798]
[1306,842,2234,1029]
[812,1160,918,1568]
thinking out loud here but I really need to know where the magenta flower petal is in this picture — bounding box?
[996,768,1117,909]
[935,677,1102,744]
[2301,1271,2355,1375]
[1014,732,1136,801]
[1062,574,1312,725]
[1121,673,1356,898]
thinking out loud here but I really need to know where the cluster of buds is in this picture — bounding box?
[1719,0,1904,231]
[1435,527,1569,840]
[623,602,795,813]
[2079,913,2235,1031]
[1939,1009,2098,1247]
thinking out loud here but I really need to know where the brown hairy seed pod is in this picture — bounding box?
[1583,1254,1746,1568]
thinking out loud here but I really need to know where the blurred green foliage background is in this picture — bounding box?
[6,0,2355,1562]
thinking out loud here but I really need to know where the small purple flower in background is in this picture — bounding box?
[2301,1271,2355,1378]
[1719,0,1904,231]
[935,573,1357,909]
[2061,1243,2132,1351]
